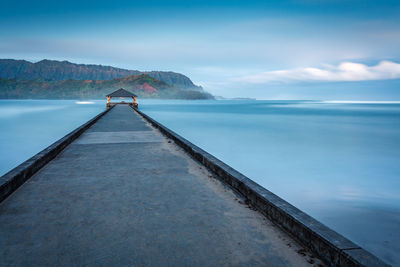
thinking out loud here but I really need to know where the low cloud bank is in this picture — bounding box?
[236,61,400,84]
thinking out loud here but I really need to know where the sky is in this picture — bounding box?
[1,0,400,99]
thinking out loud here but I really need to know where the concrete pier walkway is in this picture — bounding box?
[0,105,320,266]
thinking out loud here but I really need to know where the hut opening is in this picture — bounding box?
[106,88,138,108]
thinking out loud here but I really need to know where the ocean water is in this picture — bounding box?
[0,100,105,176]
[1,99,399,265]
[139,100,400,266]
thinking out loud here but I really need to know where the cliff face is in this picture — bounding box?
[0,59,203,91]
[0,74,214,100]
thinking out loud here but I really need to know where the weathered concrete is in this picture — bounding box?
[0,105,322,266]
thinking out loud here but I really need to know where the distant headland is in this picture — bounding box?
[0,59,214,100]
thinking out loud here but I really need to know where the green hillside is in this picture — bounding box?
[0,74,214,100]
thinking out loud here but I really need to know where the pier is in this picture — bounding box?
[0,105,389,266]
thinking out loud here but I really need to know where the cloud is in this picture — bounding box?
[235,61,400,84]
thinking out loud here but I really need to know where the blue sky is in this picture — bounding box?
[1,0,400,99]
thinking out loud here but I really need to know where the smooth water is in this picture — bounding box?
[139,100,400,266]
[0,100,105,176]
[1,99,399,265]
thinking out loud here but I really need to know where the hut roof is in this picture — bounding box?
[107,88,137,97]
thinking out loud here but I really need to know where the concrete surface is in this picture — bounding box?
[0,105,323,266]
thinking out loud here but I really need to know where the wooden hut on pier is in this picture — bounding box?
[106,88,138,108]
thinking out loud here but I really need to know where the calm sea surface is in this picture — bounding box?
[0,100,105,177]
[1,99,399,265]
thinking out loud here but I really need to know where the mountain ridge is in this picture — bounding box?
[0,59,203,91]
